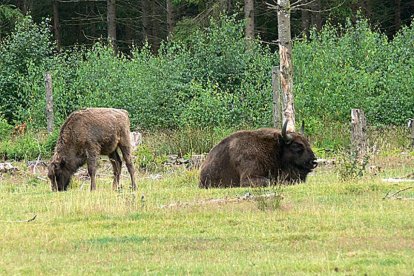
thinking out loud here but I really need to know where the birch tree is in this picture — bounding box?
[277,0,295,131]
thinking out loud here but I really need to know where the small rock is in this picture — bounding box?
[0,162,18,173]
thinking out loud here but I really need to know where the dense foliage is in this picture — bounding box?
[294,18,414,128]
[0,15,413,138]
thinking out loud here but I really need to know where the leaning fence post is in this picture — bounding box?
[272,66,282,128]
[351,109,367,158]
[45,72,54,134]
[408,119,414,148]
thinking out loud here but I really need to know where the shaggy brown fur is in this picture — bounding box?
[48,108,136,191]
[199,123,317,188]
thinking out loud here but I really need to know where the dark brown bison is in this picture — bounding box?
[199,121,317,188]
[48,108,137,192]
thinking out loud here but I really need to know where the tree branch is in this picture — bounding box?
[0,215,37,223]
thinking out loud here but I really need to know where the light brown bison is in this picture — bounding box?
[48,108,136,191]
[199,121,317,188]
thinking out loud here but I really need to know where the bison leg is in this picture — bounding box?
[109,151,122,190]
[240,176,271,187]
[87,156,98,191]
[238,159,270,187]
[119,145,137,191]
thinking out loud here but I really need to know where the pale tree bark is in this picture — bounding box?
[408,119,414,148]
[351,109,367,158]
[244,0,254,40]
[272,67,282,128]
[166,0,174,36]
[53,0,61,50]
[45,72,54,134]
[277,0,295,131]
[107,0,117,53]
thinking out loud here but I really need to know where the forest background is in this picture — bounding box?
[0,0,413,160]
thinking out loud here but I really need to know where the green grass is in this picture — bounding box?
[0,156,414,275]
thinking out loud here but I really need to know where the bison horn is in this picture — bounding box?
[300,120,305,135]
[282,120,293,143]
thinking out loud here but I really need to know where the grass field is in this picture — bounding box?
[1,153,414,275]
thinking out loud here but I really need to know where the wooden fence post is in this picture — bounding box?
[45,72,54,134]
[408,119,414,148]
[272,66,282,128]
[351,109,367,157]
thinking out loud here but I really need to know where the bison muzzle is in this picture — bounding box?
[48,108,137,192]
[199,121,317,188]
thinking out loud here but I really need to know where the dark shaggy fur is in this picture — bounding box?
[48,108,136,191]
[199,123,317,188]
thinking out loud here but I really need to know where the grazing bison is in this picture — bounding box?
[199,121,317,188]
[48,108,137,192]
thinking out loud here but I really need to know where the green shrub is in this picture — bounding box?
[335,151,370,181]
[1,13,413,153]
[0,16,54,123]
[0,115,12,140]
[0,4,23,40]
[294,17,414,127]
[134,144,168,172]
[0,133,46,161]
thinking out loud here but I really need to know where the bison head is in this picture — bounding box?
[48,156,71,192]
[280,121,317,182]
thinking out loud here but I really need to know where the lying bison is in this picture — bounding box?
[199,121,317,188]
[48,108,137,192]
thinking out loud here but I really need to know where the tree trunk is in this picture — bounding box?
[409,119,414,148]
[16,0,27,14]
[277,0,295,131]
[310,0,322,31]
[301,0,310,36]
[219,0,229,13]
[351,109,367,157]
[53,0,61,50]
[151,0,161,51]
[272,66,282,128]
[107,0,117,53]
[166,0,174,36]
[45,72,54,134]
[363,0,372,19]
[244,0,254,40]
[141,0,150,43]
[227,0,233,13]
[394,0,401,33]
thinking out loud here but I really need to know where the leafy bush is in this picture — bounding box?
[0,4,23,40]
[133,144,169,172]
[294,17,414,126]
[0,14,413,157]
[0,115,12,140]
[335,151,370,181]
[0,16,54,123]
[0,132,47,161]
